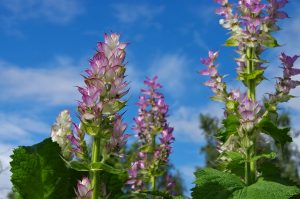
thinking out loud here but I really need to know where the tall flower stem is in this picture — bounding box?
[91,137,101,199]
[245,47,256,185]
[151,134,157,198]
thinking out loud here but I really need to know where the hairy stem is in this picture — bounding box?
[245,47,256,185]
[151,134,157,198]
[91,137,101,199]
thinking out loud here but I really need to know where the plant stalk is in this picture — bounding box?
[91,137,101,199]
[245,47,256,185]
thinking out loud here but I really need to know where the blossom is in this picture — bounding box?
[238,96,262,131]
[166,174,177,196]
[51,110,73,158]
[127,76,174,190]
[75,177,93,199]
[200,51,227,101]
[268,53,300,103]
[106,115,129,156]
[78,32,129,121]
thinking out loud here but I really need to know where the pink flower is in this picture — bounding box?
[75,177,93,199]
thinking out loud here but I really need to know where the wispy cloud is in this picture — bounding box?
[149,53,191,97]
[0,56,84,105]
[0,113,49,143]
[0,0,84,35]
[111,3,164,27]
[170,103,223,143]
[0,143,13,198]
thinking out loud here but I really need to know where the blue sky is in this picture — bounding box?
[0,0,300,198]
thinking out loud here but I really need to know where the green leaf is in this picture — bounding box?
[260,33,279,48]
[192,168,300,199]
[238,69,264,81]
[258,118,292,147]
[191,168,245,199]
[62,159,90,171]
[141,190,172,199]
[90,161,126,175]
[225,36,239,46]
[251,152,276,162]
[102,100,126,114]
[10,138,85,199]
[232,179,300,199]
[218,115,240,142]
[218,152,245,178]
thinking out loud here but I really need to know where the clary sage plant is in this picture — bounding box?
[193,0,300,198]
[9,1,300,199]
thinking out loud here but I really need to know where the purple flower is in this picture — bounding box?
[75,177,93,199]
[166,174,177,196]
[268,53,300,103]
[127,76,174,191]
[106,115,129,156]
[238,96,262,131]
[78,33,128,121]
[200,51,227,101]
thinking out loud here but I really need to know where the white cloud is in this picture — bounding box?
[0,56,83,105]
[111,3,164,26]
[149,53,191,97]
[170,106,202,142]
[0,144,13,199]
[0,113,49,143]
[170,104,223,143]
[0,0,84,35]
[0,0,84,24]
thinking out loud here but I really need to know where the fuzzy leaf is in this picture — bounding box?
[260,33,279,48]
[141,190,172,199]
[232,179,300,199]
[218,151,245,178]
[258,118,292,147]
[10,138,85,199]
[191,168,244,199]
[219,115,240,142]
[251,152,276,162]
[225,36,239,46]
[63,160,90,171]
[90,161,126,175]
[192,168,300,199]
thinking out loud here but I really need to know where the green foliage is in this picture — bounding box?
[10,138,85,199]
[259,33,280,48]
[232,179,300,199]
[91,161,126,174]
[192,168,300,199]
[258,118,292,148]
[218,151,245,178]
[219,114,240,142]
[192,168,244,199]
[237,69,265,87]
[224,36,239,46]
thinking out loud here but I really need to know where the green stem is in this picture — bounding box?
[91,137,101,199]
[150,134,157,199]
[245,47,256,185]
[151,175,156,198]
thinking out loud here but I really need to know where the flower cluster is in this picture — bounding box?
[78,33,128,121]
[199,51,228,101]
[268,53,300,104]
[106,115,129,156]
[75,177,93,199]
[215,0,288,77]
[165,174,177,195]
[51,110,73,159]
[127,76,175,190]
[237,95,262,131]
[77,33,129,155]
